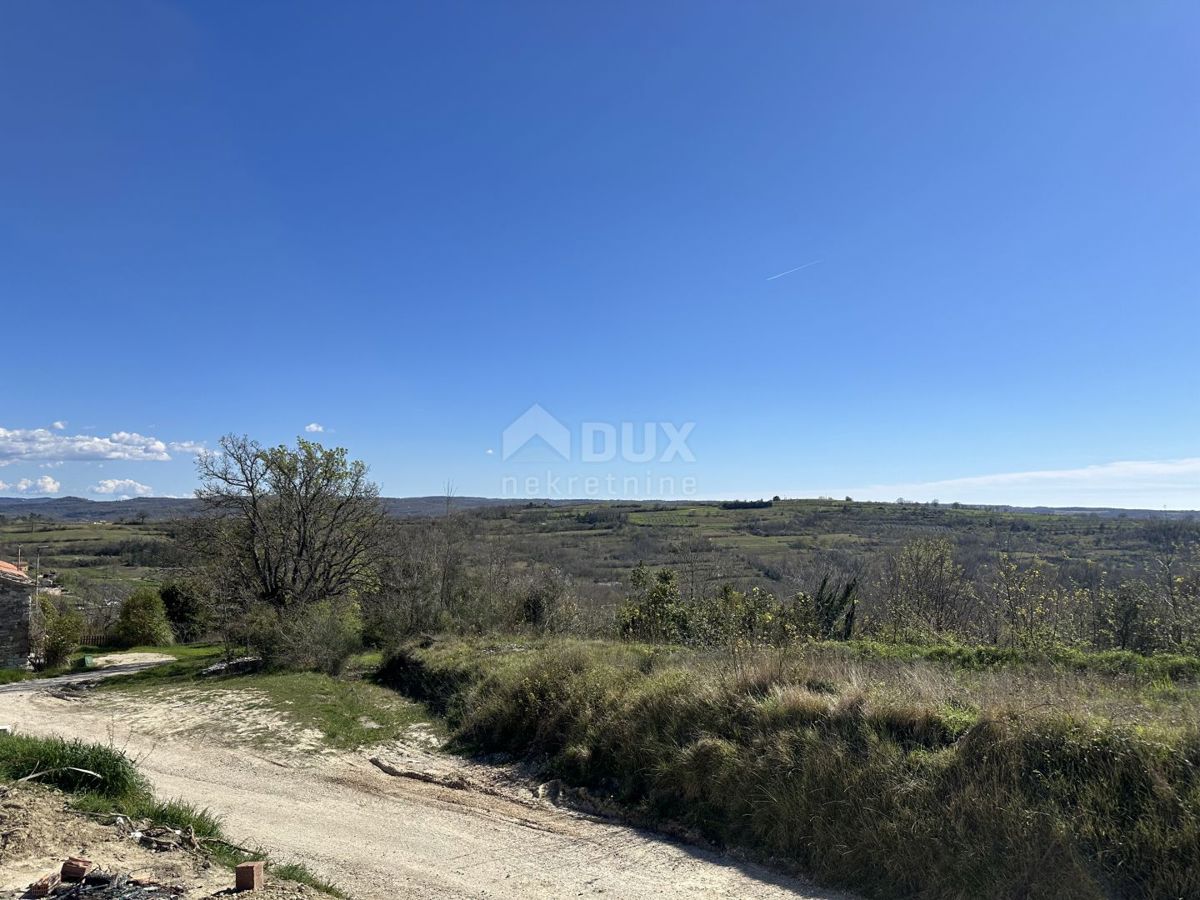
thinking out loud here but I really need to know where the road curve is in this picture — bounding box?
[0,656,855,900]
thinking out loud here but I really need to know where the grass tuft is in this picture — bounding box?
[0,733,148,798]
[270,863,349,898]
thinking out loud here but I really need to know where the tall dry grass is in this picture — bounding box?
[384,637,1200,900]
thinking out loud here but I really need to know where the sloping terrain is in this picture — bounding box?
[0,664,852,900]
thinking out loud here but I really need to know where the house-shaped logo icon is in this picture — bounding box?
[502,404,571,461]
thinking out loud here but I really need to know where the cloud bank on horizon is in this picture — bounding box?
[0,424,201,498]
[90,478,154,498]
[0,422,1196,509]
[0,426,172,466]
[820,457,1200,510]
[0,475,61,495]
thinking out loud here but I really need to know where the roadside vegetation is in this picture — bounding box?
[0,732,344,896]
[384,636,1199,900]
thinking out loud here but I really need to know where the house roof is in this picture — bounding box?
[0,560,31,581]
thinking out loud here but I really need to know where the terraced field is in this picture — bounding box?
[0,519,178,595]
[459,498,1178,605]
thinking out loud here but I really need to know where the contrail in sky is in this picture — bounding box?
[765,259,821,281]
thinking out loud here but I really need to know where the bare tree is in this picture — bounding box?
[1144,520,1199,648]
[877,537,974,638]
[194,434,387,610]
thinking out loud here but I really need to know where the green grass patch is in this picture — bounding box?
[96,643,437,750]
[0,733,223,840]
[83,642,225,677]
[196,842,346,897]
[825,638,1200,680]
[0,732,149,798]
[235,671,435,749]
[0,659,86,684]
[269,863,349,898]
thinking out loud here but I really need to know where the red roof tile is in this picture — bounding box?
[0,560,30,580]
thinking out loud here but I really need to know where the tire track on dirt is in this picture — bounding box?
[0,658,855,900]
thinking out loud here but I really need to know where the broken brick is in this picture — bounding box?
[235,860,265,891]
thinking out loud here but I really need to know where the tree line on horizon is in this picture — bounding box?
[25,434,1200,672]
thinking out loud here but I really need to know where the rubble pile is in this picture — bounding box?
[1,786,328,899]
[24,855,188,898]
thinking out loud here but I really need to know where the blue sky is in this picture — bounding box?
[2,2,1197,507]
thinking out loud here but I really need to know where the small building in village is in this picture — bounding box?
[0,559,33,669]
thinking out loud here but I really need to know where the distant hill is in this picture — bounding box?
[979,505,1197,520]
[378,496,590,517]
[0,496,201,521]
[0,495,578,522]
[0,495,1193,523]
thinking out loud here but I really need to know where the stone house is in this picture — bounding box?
[0,560,33,669]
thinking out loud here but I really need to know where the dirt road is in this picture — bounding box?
[0,658,853,900]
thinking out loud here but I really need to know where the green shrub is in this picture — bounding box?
[618,565,688,642]
[247,600,362,675]
[111,587,174,648]
[159,580,212,643]
[37,597,85,669]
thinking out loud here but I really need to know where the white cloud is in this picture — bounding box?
[90,478,154,497]
[0,475,61,495]
[834,457,1200,509]
[305,423,325,433]
[485,448,494,455]
[51,421,66,430]
[168,440,206,455]
[0,427,171,465]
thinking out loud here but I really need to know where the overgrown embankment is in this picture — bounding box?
[382,638,1200,900]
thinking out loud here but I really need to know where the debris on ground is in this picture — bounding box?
[197,658,263,679]
[26,870,59,896]
[45,686,94,702]
[0,788,330,899]
[62,857,95,880]
[369,757,477,793]
[43,870,185,898]
[124,824,201,854]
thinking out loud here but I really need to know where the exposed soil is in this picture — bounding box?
[0,656,854,900]
[0,787,323,899]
